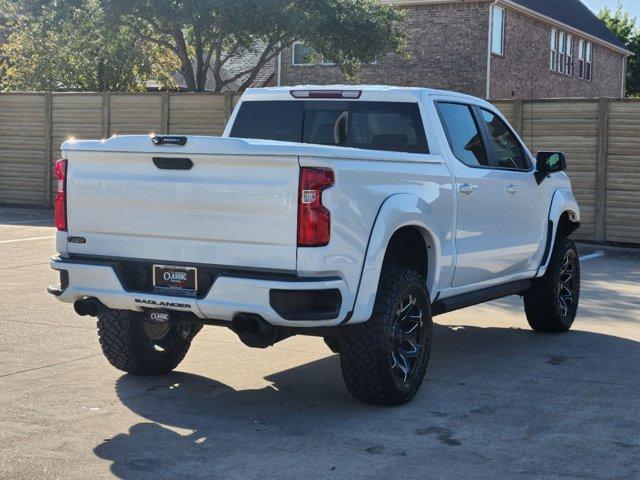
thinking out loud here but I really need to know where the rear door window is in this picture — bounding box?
[437,102,489,167]
[230,101,428,154]
[478,109,530,170]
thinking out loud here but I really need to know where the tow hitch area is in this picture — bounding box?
[143,309,174,342]
[147,309,172,324]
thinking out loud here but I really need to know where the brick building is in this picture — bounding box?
[279,0,632,99]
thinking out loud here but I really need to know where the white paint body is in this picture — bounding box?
[51,86,580,327]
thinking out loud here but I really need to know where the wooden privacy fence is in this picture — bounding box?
[0,93,638,245]
[0,92,240,209]
[493,98,639,245]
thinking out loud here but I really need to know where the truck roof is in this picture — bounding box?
[241,85,486,104]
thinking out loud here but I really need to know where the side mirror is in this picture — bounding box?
[535,151,566,184]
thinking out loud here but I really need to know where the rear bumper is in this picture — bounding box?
[49,256,351,327]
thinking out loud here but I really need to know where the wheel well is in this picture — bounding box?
[382,226,429,281]
[557,211,580,239]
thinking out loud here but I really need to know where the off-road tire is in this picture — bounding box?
[97,309,193,375]
[339,267,433,406]
[524,238,581,332]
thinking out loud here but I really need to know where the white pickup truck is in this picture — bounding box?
[48,86,581,405]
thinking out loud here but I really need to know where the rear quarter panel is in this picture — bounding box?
[297,154,455,319]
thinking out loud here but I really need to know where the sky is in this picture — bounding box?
[582,0,640,20]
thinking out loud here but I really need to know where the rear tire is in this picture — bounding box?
[97,309,196,375]
[524,238,580,332]
[339,267,433,406]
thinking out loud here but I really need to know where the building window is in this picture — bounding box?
[551,29,574,75]
[566,35,574,75]
[550,29,558,70]
[492,6,505,55]
[558,31,566,73]
[578,40,593,81]
[292,42,314,66]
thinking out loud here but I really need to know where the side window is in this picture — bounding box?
[479,109,529,170]
[437,103,489,167]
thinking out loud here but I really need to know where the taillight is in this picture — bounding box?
[54,159,67,231]
[298,167,334,247]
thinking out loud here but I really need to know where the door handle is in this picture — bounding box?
[506,184,519,195]
[459,183,477,195]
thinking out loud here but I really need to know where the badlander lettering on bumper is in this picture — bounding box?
[135,299,192,309]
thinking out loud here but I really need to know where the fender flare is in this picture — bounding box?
[537,188,581,277]
[349,193,445,323]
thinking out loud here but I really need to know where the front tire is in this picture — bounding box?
[339,267,433,406]
[524,238,581,332]
[97,309,197,375]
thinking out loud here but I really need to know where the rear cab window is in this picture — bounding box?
[230,100,428,154]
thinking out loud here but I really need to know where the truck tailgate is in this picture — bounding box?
[65,149,299,271]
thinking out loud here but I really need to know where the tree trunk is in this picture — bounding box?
[194,34,206,92]
[173,30,197,91]
[97,59,105,92]
[237,43,282,92]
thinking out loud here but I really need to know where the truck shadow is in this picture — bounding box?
[463,253,640,326]
[94,324,640,479]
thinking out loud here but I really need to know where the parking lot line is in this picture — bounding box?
[0,235,55,245]
[0,219,53,225]
[580,251,605,262]
[0,354,102,379]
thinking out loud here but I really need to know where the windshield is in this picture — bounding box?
[230,100,429,154]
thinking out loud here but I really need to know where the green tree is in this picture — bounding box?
[0,1,16,89]
[92,0,406,92]
[0,0,178,91]
[599,3,640,97]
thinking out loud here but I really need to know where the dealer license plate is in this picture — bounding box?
[153,265,198,296]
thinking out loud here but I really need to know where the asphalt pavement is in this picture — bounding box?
[1,207,638,480]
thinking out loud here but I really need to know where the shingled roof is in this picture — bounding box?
[511,0,628,50]
[172,52,276,92]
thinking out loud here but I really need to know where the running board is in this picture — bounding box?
[431,280,532,316]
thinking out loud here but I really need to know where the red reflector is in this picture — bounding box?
[290,90,362,99]
[298,168,334,247]
[54,159,67,231]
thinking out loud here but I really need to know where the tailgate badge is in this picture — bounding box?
[151,135,187,146]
